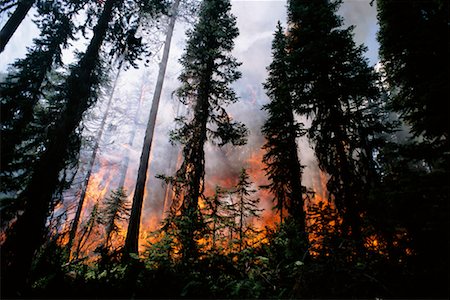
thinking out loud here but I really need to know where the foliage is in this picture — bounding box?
[201,186,234,253]
[287,0,386,247]
[98,187,130,254]
[227,168,262,252]
[0,0,84,224]
[0,0,448,298]
[161,0,247,263]
[377,0,449,142]
[261,21,307,227]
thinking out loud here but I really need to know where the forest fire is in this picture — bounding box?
[59,140,393,262]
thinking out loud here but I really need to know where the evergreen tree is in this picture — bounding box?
[124,0,181,257]
[375,1,449,296]
[262,22,306,231]
[229,168,261,252]
[162,0,247,263]
[377,0,449,144]
[67,62,123,257]
[202,186,232,253]
[0,0,81,195]
[287,0,382,249]
[116,75,148,190]
[74,201,101,259]
[99,187,130,252]
[0,0,167,295]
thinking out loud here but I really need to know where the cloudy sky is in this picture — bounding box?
[0,0,379,239]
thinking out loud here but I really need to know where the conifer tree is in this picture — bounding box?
[229,168,261,252]
[377,0,449,144]
[0,0,82,195]
[162,0,247,263]
[287,0,382,248]
[262,22,306,231]
[74,201,101,259]
[124,0,181,257]
[99,187,130,251]
[0,0,167,294]
[376,1,449,295]
[202,186,232,252]
[67,62,123,257]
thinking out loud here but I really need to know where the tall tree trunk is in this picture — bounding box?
[67,63,122,259]
[0,0,34,53]
[334,126,364,251]
[286,107,305,231]
[178,57,213,260]
[0,0,117,295]
[239,193,244,252]
[123,0,180,255]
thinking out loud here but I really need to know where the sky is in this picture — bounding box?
[0,0,380,244]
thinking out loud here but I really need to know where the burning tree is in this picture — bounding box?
[287,0,382,251]
[161,0,247,264]
[228,168,262,252]
[99,187,130,252]
[262,21,307,231]
[0,0,168,295]
[202,186,232,253]
[0,0,84,225]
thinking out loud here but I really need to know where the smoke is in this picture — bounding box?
[339,0,379,65]
[0,0,380,248]
[77,0,380,245]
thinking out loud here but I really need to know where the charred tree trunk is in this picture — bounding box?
[67,63,122,258]
[286,107,305,231]
[238,192,244,252]
[178,55,213,261]
[0,0,117,295]
[123,0,180,256]
[334,124,364,252]
[0,0,34,53]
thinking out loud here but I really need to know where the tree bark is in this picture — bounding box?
[286,106,305,232]
[123,0,180,256]
[0,0,34,53]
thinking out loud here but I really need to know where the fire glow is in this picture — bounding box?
[62,129,390,261]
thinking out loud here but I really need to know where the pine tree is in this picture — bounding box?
[99,187,130,251]
[0,0,81,195]
[375,1,449,296]
[162,0,247,263]
[202,186,233,253]
[262,22,306,231]
[287,0,382,249]
[0,0,167,294]
[377,0,449,144]
[73,201,101,259]
[116,75,148,190]
[229,168,262,252]
[124,0,181,257]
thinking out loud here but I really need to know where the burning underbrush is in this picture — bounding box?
[51,134,412,268]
